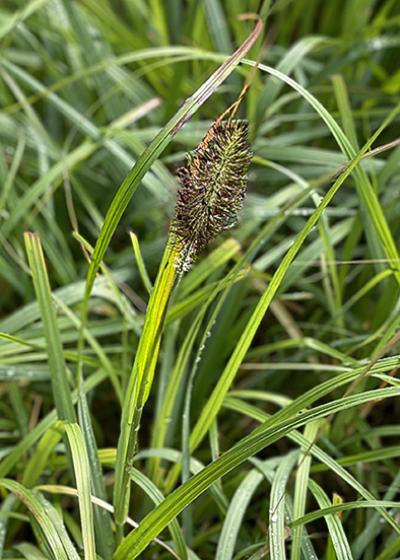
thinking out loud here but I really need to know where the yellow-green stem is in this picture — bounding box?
[113,237,180,532]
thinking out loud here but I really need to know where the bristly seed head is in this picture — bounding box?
[172,119,251,272]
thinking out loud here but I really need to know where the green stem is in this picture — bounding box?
[113,237,180,532]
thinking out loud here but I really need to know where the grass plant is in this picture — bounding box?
[0,1,400,559]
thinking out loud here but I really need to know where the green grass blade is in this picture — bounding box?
[216,469,264,560]
[35,494,81,560]
[308,480,352,560]
[269,451,298,560]
[0,479,71,560]
[23,232,76,422]
[129,231,153,295]
[130,468,187,559]
[290,421,321,560]
[0,132,25,217]
[15,543,47,559]
[64,423,96,560]
[76,390,115,560]
[204,0,233,54]
[22,423,62,488]
[0,0,49,40]
[292,499,400,528]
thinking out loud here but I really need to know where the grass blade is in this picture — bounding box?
[24,232,75,422]
[0,479,72,560]
[290,421,321,560]
[216,468,265,560]
[308,480,352,560]
[64,423,96,560]
[269,451,298,560]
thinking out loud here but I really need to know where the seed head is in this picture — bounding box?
[173,119,251,271]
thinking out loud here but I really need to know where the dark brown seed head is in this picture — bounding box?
[172,119,251,271]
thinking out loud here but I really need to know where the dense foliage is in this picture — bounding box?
[0,1,400,559]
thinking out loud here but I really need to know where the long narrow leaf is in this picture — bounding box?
[24,233,75,422]
[64,423,96,560]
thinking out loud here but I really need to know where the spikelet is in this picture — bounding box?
[172,118,251,272]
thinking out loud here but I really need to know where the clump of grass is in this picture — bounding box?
[1,1,400,560]
[114,100,252,537]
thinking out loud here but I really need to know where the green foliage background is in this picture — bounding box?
[0,0,400,559]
